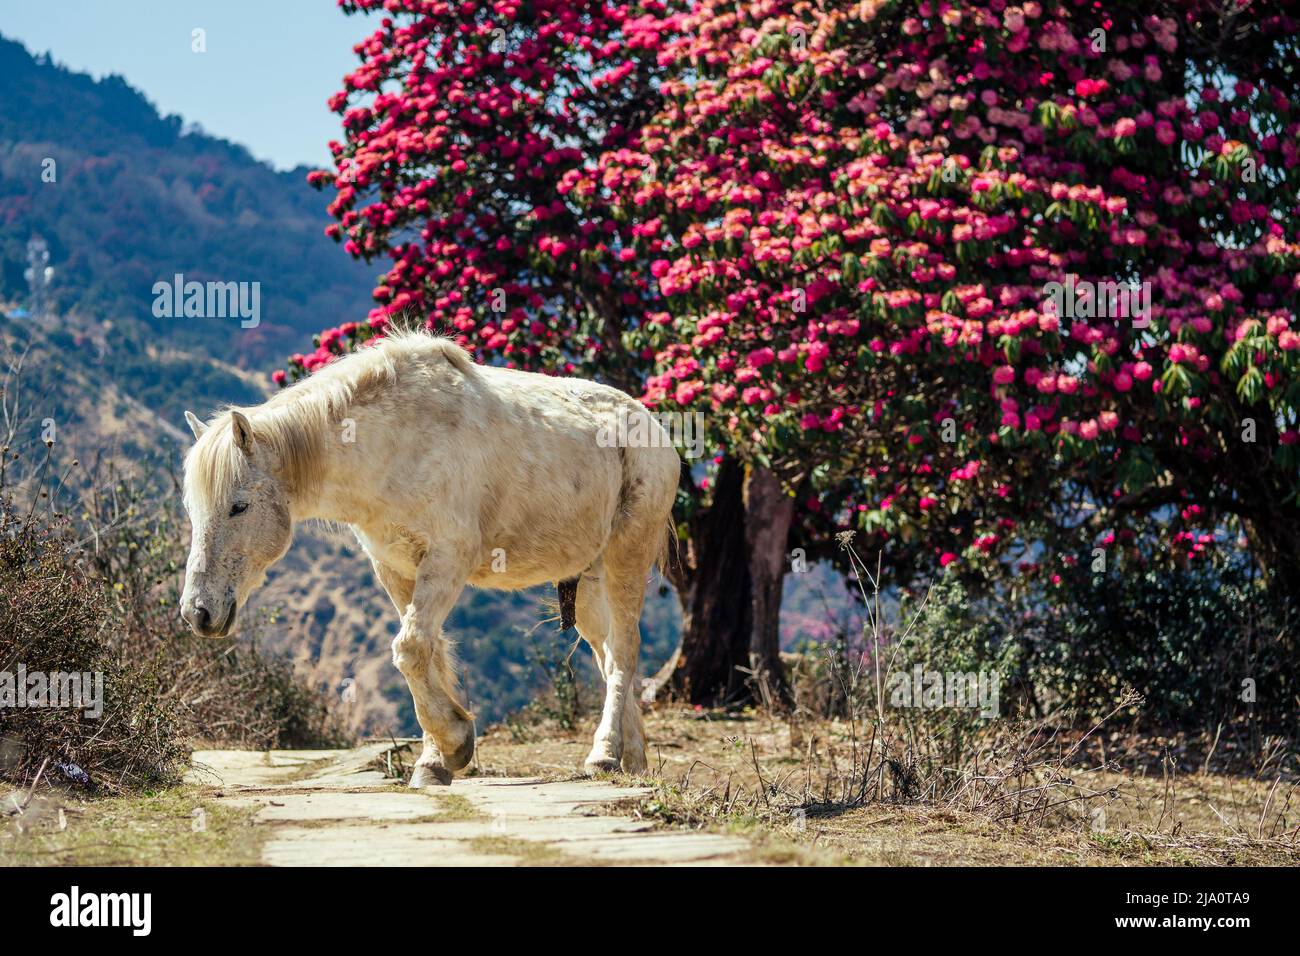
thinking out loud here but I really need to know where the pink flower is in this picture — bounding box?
[675,381,703,404]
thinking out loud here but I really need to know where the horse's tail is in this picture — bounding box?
[658,517,682,584]
[556,577,579,631]
[656,457,689,584]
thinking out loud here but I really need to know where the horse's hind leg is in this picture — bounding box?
[575,568,647,775]
[392,549,477,787]
[574,568,610,677]
[580,554,650,776]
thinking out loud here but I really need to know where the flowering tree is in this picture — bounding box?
[579,0,1300,606]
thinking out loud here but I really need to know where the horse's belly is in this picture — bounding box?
[466,519,607,589]
[478,494,616,586]
[466,441,621,588]
[465,563,557,590]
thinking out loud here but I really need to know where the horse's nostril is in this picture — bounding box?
[195,606,212,632]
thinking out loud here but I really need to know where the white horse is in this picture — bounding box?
[179,332,678,785]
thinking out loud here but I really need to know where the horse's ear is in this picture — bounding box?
[184,410,208,441]
[230,410,256,457]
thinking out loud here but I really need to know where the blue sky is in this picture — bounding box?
[0,0,377,170]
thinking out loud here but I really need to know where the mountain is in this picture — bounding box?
[0,33,377,378]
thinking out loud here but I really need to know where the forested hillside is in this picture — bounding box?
[0,34,376,369]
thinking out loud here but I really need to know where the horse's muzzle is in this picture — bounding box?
[183,596,237,638]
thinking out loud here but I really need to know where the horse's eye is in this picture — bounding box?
[229,502,249,517]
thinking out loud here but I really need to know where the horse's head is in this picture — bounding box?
[179,409,293,637]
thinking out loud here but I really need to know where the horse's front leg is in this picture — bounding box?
[391,549,476,787]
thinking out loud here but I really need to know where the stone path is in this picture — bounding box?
[187,744,752,866]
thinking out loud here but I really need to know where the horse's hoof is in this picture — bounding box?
[442,729,476,772]
[410,762,453,787]
[583,755,622,775]
[620,752,648,775]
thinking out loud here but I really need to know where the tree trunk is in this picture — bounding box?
[743,463,795,709]
[1218,422,1300,604]
[646,457,795,709]
[649,456,754,706]
[1242,514,1300,605]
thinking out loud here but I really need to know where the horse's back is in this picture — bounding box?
[365,340,677,588]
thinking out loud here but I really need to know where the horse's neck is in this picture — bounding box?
[284,403,378,528]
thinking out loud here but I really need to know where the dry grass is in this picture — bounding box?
[0,465,192,793]
[0,443,354,798]
[477,706,1300,866]
[9,707,1293,867]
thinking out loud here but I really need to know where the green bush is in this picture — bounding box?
[880,578,1027,775]
[1024,559,1297,735]
[807,557,1296,746]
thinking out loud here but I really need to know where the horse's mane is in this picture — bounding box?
[184,331,475,510]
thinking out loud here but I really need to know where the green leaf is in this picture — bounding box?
[1237,367,1265,405]
[1161,364,1191,399]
